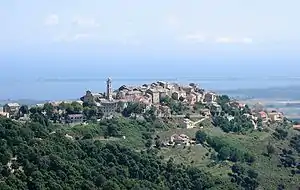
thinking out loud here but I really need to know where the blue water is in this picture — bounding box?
[1,55,300,100]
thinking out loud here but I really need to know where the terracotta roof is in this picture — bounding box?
[239,103,246,107]
[259,111,267,117]
[293,125,300,129]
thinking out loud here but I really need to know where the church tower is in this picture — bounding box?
[106,77,113,101]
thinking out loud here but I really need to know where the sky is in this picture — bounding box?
[1,0,300,99]
[1,0,300,56]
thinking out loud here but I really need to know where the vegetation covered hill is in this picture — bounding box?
[0,117,219,190]
[156,120,300,190]
[1,93,300,189]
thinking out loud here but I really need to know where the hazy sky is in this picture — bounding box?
[1,0,300,99]
[1,0,300,55]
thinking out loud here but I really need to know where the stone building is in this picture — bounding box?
[80,78,126,117]
[186,93,197,105]
[66,114,84,124]
[268,111,283,122]
[146,89,160,104]
[3,103,20,115]
[98,99,120,116]
[203,92,217,103]
[106,77,113,101]
[80,91,105,105]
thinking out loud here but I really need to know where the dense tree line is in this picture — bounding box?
[272,128,288,140]
[228,163,259,189]
[276,134,300,176]
[212,115,253,133]
[121,102,157,122]
[160,96,189,115]
[0,117,219,190]
[290,134,300,153]
[25,101,104,124]
[122,102,146,117]
[216,95,251,116]
[211,95,254,133]
[195,131,255,163]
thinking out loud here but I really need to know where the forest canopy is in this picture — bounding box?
[0,117,217,190]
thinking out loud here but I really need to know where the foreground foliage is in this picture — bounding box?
[0,117,216,190]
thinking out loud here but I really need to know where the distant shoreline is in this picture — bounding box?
[2,83,300,103]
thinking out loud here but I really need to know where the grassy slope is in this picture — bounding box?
[59,117,300,189]
[61,118,151,149]
[157,123,300,190]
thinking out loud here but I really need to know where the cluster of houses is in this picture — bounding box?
[163,133,196,147]
[0,101,86,124]
[252,102,284,123]
[79,78,219,117]
[115,81,217,106]
[1,77,215,123]
[226,101,284,130]
[0,103,20,118]
[0,78,286,129]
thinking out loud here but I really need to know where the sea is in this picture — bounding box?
[1,55,300,101]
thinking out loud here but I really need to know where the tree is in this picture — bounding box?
[195,131,207,144]
[160,96,172,105]
[143,106,156,122]
[145,139,152,148]
[193,102,205,111]
[103,180,120,190]
[122,102,145,117]
[83,106,99,120]
[185,113,191,119]
[19,105,29,115]
[243,105,251,114]
[97,109,104,119]
[105,123,120,137]
[266,143,275,156]
[155,140,161,149]
[52,112,60,123]
[43,103,55,118]
[89,106,98,118]
[231,164,245,175]
[30,113,49,126]
[257,118,263,128]
[273,128,288,140]
[29,107,43,114]
[217,95,230,105]
[65,103,75,115]
[247,169,258,179]
[218,146,231,160]
[71,101,83,113]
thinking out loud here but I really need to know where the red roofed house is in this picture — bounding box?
[170,134,189,145]
[239,103,246,108]
[293,125,300,130]
[258,111,268,122]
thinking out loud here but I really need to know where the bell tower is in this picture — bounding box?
[106,77,113,101]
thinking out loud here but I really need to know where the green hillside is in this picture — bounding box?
[0,101,300,189]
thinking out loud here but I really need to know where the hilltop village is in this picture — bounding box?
[0,78,286,130]
[1,78,300,190]
[80,78,218,118]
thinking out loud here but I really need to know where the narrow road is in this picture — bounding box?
[193,117,209,125]
[158,114,202,118]
[184,117,209,128]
